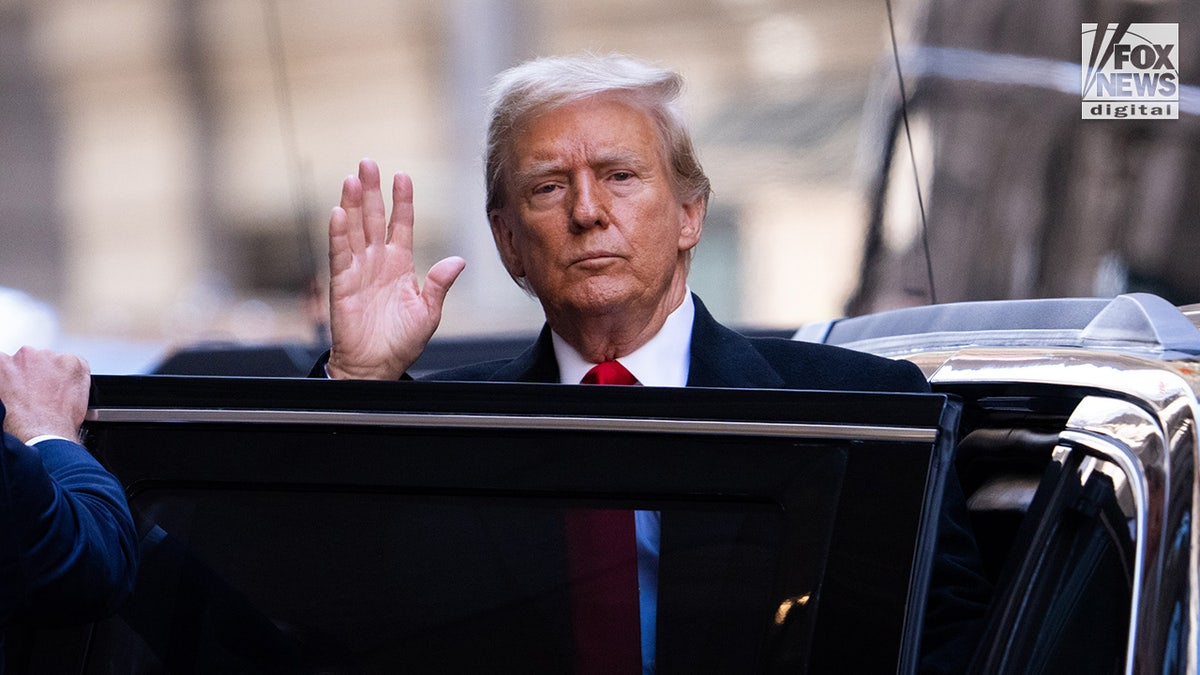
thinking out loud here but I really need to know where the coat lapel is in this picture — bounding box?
[489,295,785,389]
[686,295,786,389]
[486,325,561,383]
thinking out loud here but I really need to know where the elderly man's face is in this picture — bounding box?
[489,94,704,324]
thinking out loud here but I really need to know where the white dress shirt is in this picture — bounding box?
[551,292,694,388]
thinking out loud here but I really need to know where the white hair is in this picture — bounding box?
[483,53,711,214]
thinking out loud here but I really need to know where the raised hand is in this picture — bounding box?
[326,159,465,380]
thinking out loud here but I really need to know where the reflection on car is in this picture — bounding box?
[799,292,1198,674]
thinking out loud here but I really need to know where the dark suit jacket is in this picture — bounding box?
[0,400,138,672]
[422,294,990,673]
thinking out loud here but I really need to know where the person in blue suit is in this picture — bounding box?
[0,347,138,671]
[317,53,989,673]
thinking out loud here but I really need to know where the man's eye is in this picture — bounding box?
[534,184,558,194]
[611,172,633,181]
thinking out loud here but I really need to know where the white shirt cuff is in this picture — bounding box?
[25,434,74,447]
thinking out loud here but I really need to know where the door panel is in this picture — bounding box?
[20,377,960,675]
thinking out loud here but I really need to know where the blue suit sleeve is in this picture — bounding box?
[1,426,138,625]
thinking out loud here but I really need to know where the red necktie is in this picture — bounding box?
[568,360,641,674]
[580,360,639,386]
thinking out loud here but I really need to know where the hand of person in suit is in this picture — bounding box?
[326,158,466,380]
[0,346,89,442]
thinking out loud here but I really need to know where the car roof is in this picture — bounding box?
[795,293,1200,361]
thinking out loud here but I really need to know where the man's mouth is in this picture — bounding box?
[572,251,622,266]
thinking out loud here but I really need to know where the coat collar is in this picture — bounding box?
[685,295,786,389]
[502,294,786,389]
[488,325,561,383]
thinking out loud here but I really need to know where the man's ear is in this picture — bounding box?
[489,210,525,279]
[677,197,705,252]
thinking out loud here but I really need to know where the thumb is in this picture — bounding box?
[423,256,466,310]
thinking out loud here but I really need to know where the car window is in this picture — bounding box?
[969,447,1133,674]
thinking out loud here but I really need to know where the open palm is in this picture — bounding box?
[326,159,465,380]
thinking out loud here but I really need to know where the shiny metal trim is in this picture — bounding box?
[928,349,1200,675]
[1058,427,1147,675]
[929,348,1198,411]
[1051,394,1194,675]
[85,407,939,442]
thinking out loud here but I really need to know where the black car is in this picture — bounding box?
[11,292,1196,673]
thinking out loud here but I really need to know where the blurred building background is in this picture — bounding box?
[1,0,1196,372]
[848,0,1200,315]
[0,0,890,370]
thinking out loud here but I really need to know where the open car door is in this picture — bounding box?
[13,376,962,675]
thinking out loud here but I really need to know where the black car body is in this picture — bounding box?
[9,293,1198,673]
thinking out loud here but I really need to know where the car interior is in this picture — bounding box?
[950,389,1135,675]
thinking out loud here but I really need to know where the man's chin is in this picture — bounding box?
[541,280,640,318]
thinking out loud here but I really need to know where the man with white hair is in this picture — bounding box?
[320,53,987,674]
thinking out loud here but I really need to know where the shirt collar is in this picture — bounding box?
[552,292,694,387]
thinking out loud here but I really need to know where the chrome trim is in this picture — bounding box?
[929,349,1199,675]
[1057,425,1150,675]
[1059,394,1188,675]
[931,349,1200,405]
[84,407,939,442]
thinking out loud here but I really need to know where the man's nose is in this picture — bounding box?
[569,175,609,230]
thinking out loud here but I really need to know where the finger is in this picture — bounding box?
[69,354,91,429]
[422,256,467,313]
[72,353,91,379]
[358,158,387,246]
[328,206,354,278]
[387,172,415,249]
[339,173,366,255]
